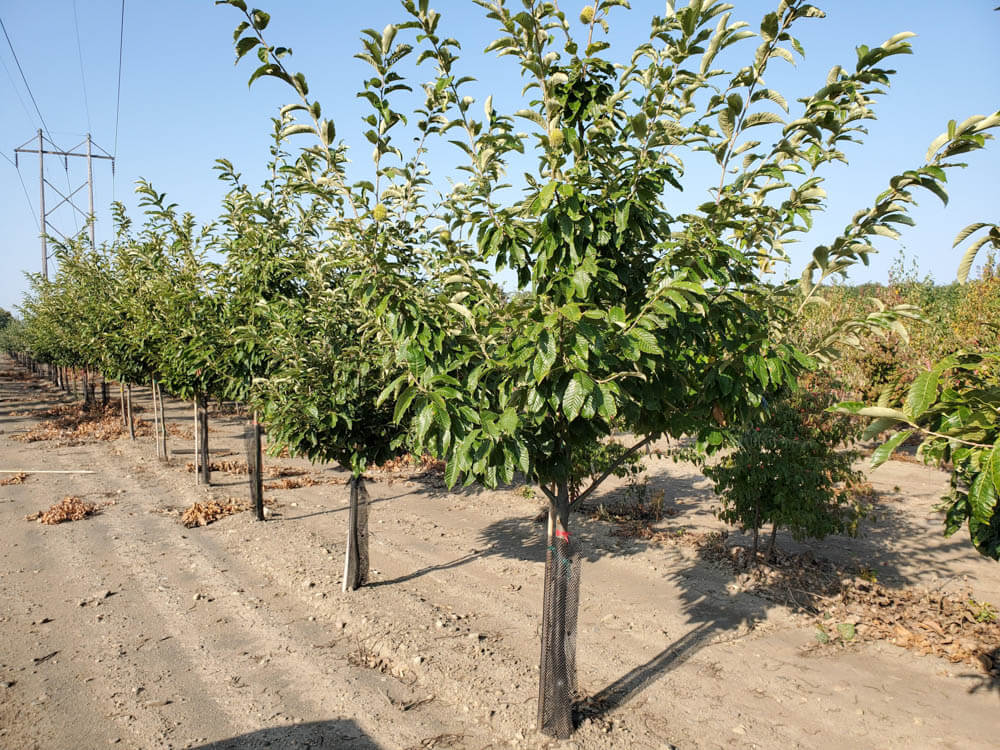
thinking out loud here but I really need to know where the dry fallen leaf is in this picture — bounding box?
[0,472,29,486]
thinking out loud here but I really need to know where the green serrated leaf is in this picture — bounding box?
[533,181,558,215]
[498,408,518,433]
[904,370,939,420]
[562,376,585,422]
[872,430,912,469]
[632,328,663,355]
[393,385,417,424]
[415,402,434,443]
[447,301,475,325]
[444,456,460,488]
[988,443,1000,499]
[969,472,998,525]
[862,416,898,441]
[856,406,910,422]
[281,123,316,139]
[744,111,784,129]
[235,36,261,60]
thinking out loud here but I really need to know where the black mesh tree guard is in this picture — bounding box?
[538,506,581,739]
[342,476,370,591]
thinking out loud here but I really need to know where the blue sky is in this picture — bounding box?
[1,0,998,314]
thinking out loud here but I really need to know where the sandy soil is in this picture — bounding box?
[1,357,998,750]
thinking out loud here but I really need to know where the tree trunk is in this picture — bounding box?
[750,501,761,566]
[342,476,371,592]
[100,376,108,407]
[537,482,580,739]
[247,417,264,521]
[120,383,127,426]
[196,395,210,485]
[82,370,90,405]
[766,523,779,561]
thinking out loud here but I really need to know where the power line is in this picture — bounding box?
[0,151,41,232]
[72,0,92,132]
[0,15,52,140]
[113,0,125,200]
[0,52,34,127]
[113,0,124,157]
[0,16,77,231]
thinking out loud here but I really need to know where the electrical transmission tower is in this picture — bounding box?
[14,130,114,280]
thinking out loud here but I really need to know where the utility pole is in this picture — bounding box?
[14,131,114,280]
[37,130,45,280]
[86,134,95,250]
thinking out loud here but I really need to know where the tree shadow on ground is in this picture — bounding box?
[636,456,984,596]
[575,540,773,724]
[367,550,483,588]
[768,488,985,592]
[959,646,1000,700]
[375,466,725,588]
[188,719,379,749]
[279,490,414,522]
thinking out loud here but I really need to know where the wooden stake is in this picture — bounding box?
[157,381,169,462]
[193,400,200,484]
[126,383,135,441]
[152,379,161,458]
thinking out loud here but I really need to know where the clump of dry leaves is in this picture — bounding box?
[264,475,321,490]
[180,496,278,527]
[587,490,680,536]
[814,579,1000,677]
[694,538,1000,678]
[166,422,193,440]
[14,403,150,444]
[372,453,445,474]
[25,496,101,524]
[0,472,29,486]
[181,499,247,527]
[184,459,248,476]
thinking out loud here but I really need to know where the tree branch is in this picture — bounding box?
[568,434,658,511]
[538,483,557,503]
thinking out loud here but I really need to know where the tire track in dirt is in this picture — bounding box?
[1,411,489,748]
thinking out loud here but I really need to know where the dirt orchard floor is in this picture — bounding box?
[0,357,998,750]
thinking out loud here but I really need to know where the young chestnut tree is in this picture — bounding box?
[219,1,443,589]
[221,0,999,738]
